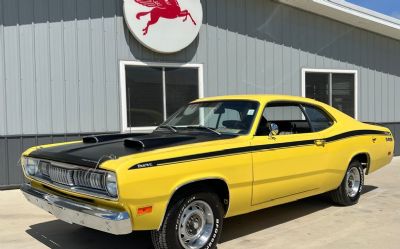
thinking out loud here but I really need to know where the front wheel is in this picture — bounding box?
[329,160,364,206]
[151,192,224,249]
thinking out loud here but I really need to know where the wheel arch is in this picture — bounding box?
[349,152,370,174]
[158,177,230,230]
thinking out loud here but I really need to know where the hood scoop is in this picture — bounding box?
[124,136,195,150]
[83,133,146,143]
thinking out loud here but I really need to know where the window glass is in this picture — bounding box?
[125,66,163,127]
[165,68,199,116]
[264,105,303,121]
[305,71,355,118]
[258,104,312,135]
[305,73,330,105]
[163,101,259,135]
[303,105,333,132]
[332,73,355,117]
[124,65,200,128]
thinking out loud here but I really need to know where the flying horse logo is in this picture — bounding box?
[135,0,197,35]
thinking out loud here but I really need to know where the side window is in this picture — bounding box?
[256,103,312,136]
[303,105,333,132]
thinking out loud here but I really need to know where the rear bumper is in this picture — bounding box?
[20,183,132,235]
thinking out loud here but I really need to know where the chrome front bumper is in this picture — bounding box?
[20,183,132,235]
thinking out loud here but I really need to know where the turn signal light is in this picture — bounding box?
[138,206,153,216]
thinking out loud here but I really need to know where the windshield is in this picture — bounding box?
[161,100,259,135]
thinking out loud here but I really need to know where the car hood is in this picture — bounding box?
[28,132,236,168]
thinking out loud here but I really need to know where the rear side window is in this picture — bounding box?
[257,104,312,135]
[303,105,333,132]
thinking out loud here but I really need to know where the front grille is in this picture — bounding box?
[37,161,106,192]
[73,170,105,190]
[49,166,74,186]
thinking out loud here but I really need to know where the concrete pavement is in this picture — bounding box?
[1,157,399,249]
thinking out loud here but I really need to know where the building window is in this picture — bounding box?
[120,61,203,131]
[302,69,358,118]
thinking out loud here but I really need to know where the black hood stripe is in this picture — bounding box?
[129,129,388,170]
[28,132,235,168]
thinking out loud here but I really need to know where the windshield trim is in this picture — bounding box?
[161,99,260,136]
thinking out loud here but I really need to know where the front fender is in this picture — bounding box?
[117,152,253,230]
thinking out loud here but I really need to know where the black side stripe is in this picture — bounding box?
[129,129,388,170]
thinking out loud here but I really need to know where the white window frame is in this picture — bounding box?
[301,68,358,120]
[119,61,204,132]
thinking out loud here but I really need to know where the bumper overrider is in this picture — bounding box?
[20,183,132,235]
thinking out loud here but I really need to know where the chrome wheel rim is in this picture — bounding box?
[346,167,361,198]
[178,200,214,249]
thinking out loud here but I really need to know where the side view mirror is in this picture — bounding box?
[269,123,279,137]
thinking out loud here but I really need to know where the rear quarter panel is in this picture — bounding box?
[321,121,394,191]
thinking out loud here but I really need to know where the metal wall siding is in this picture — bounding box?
[35,0,52,134]
[1,0,400,187]
[19,0,36,135]
[0,0,399,133]
[77,0,93,133]
[0,138,7,185]
[7,137,22,184]
[3,0,22,135]
[91,0,107,133]
[49,0,66,134]
[0,0,6,136]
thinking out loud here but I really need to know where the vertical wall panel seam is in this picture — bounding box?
[225,0,229,94]
[1,0,8,137]
[204,0,208,95]
[262,0,266,93]
[288,8,293,97]
[235,0,238,94]
[115,0,121,131]
[215,0,219,94]
[102,0,107,132]
[32,0,38,142]
[17,0,24,182]
[244,0,248,93]
[281,6,284,94]
[61,1,67,136]
[1,0,9,184]
[47,0,53,134]
[16,0,23,135]
[89,0,94,132]
[75,0,81,133]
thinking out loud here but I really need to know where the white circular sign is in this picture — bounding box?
[123,0,203,54]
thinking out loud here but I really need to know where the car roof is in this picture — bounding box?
[192,94,320,105]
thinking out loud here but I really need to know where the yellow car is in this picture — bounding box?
[20,95,394,249]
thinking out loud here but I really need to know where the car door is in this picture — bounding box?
[251,102,332,205]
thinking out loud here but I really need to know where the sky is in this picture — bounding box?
[347,0,400,19]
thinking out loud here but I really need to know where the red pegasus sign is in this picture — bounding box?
[135,0,197,35]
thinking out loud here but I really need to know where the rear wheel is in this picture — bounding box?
[329,160,364,206]
[151,192,224,249]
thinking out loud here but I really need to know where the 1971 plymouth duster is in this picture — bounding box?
[20,95,394,249]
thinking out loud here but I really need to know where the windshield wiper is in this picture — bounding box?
[185,125,221,135]
[156,125,178,133]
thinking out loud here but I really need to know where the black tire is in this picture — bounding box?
[151,192,224,249]
[329,160,364,206]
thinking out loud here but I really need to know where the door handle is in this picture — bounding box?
[314,139,326,147]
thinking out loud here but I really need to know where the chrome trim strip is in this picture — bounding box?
[20,183,132,235]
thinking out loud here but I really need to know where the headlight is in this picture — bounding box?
[105,172,118,197]
[22,157,39,176]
